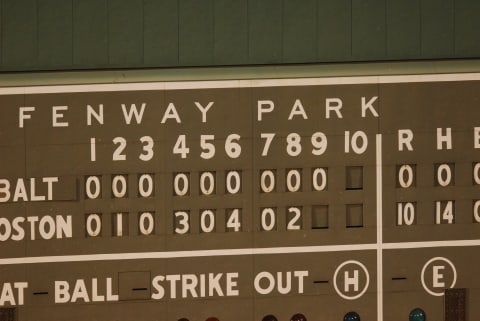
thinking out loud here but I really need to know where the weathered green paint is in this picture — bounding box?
[214,0,248,65]
[143,0,179,66]
[387,0,421,58]
[421,0,454,58]
[248,0,283,64]
[2,0,37,69]
[283,0,317,63]
[317,0,352,61]
[38,0,73,68]
[179,0,214,66]
[72,0,108,67]
[108,0,144,66]
[455,0,480,56]
[352,0,386,60]
[0,0,479,71]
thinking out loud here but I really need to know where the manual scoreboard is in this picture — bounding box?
[1,74,480,321]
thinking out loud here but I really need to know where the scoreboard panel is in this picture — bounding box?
[1,74,480,321]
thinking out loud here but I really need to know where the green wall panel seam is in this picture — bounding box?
[385,0,387,57]
[314,0,318,59]
[281,0,284,62]
[0,0,2,68]
[248,0,252,64]
[35,0,39,65]
[177,0,180,64]
[454,0,459,55]
[142,0,145,65]
[107,0,110,65]
[350,0,353,57]
[419,0,422,56]
[71,0,74,66]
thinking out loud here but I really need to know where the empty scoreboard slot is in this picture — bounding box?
[33,291,49,295]
[346,204,363,228]
[445,288,467,321]
[0,308,15,321]
[311,205,329,229]
[345,166,363,190]
[313,280,329,284]
[118,271,151,301]
[131,287,148,291]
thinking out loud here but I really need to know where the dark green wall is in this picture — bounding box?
[0,0,479,71]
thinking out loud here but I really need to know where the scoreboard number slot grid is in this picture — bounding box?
[1,73,480,321]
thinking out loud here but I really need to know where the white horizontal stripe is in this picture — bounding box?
[1,240,479,265]
[383,239,480,250]
[0,244,376,265]
[0,73,479,95]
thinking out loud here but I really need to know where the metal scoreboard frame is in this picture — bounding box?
[1,72,480,321]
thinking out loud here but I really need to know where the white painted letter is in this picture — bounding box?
[19,107,35,128]
[14,282,28,305]
[226,273,239,296]
[151,275,165,299]
[43,177,58,201]
[0,179,11,202]
[254,272,275,295]
[437,128,452,150]
[257,100,274,121]
[475,127,480,149]
[326,98,343,119]
[55,281,70,303]
[294,270,308,294]
[87,104,104,125]
[344,270,359,292]
[195,101,214,123]
[433,266,445,287]
[398,129,414,151]
[161,103,181,123]
[52,106,69,127]
[122,103,146,124]
[288,99,308,120]
[361,96,379,118]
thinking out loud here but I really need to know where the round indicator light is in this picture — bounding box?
[409,308,426,321]
[344,311,360,321]
[262,315,278,321]
[290,313,307,321]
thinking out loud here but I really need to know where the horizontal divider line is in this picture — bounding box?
[1,73,480,95]
[0,244,376,265]
[1,240,480,265]
[382,239,480,249]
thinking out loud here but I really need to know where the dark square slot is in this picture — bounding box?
[119,271,151,301]
[346,204,363,228]
[0,308,16,321]
[444,288,466,321]
[311,205,328,229]
[346,166,363,190]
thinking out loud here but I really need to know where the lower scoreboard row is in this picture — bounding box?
[0,247,478,321]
